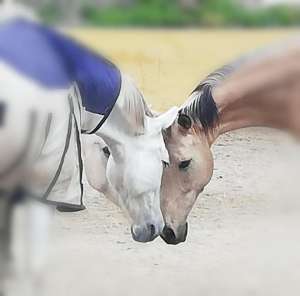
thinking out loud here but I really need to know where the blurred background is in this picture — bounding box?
[9,0,300,27]
[1,1,300,110]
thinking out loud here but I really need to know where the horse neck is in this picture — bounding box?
[211,47,300,142]
[94,101,131,157]
[92,87,146,162]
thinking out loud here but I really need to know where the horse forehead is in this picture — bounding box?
[124,136,167,166]
[136,131,166,150]
[168,133,195,153]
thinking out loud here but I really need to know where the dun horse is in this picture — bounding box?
[160,40,300,244]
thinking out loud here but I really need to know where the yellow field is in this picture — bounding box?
[69,29,299,111]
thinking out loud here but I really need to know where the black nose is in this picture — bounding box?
[160,223,188,245]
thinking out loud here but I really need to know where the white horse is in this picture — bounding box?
[0,18,178,294]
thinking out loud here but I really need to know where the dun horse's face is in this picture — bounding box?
[160,114,214,244]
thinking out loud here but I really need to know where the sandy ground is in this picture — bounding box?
[41,127,300,296]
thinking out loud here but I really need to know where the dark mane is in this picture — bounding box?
[180,38,273,133]
[181,64,236,133]
[180,40,283,133]
[184,83,218,133]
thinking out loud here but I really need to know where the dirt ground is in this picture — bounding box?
[43,128,300,296]
[41,29,300,295]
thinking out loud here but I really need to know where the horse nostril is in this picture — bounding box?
[131,224,159,243]
[148,224,156,238]
[161,226,177,244]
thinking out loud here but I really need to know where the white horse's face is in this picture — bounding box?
[106,109,178,243]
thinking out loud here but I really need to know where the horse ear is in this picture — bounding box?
[178,113,192,129]
[148,107,178,134]
[154,107,179,131]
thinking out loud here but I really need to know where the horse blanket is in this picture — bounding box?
[0,18,122,209]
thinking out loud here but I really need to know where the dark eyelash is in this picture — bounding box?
[162,161,169,168]
[178,159,192,170]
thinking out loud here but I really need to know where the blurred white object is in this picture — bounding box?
[0,0,38,23]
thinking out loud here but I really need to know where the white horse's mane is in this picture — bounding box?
[118,74,153,135]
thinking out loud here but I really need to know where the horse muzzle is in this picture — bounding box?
[131,223,160,243]
[160,222,188,245]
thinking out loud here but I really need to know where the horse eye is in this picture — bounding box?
[178,159,192,170]
[102,146,110,158]
[162,161,169,168]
